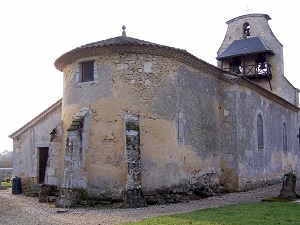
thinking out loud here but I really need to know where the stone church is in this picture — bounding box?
[9,14,300,203]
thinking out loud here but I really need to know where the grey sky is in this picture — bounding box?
[0,0,298,151]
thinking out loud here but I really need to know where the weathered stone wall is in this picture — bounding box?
[12,105,61,187]
[216,14,300,190]
[61,53,223,197]
[219,81,239,190]
[217,14,298,106]
[236,85,299,190]
[0,168,13,181]
[61,108,88,189]
[60,47,298,196]
[143,64,223,192]
[218,73,299,191]
[44,124,62,186]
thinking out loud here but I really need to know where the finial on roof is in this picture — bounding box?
[122,25,126,37]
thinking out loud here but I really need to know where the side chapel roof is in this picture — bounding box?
[216,36,274,60]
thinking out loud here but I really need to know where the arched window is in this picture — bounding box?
[298,127,300,151]
[283,122,287,150]
[243,22,251,38]
[257,114,264,148]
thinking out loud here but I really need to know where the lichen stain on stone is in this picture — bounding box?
[123,114,146,207]
[224,168,239,190]
[125,122,140,131]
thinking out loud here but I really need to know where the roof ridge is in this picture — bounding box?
[9,99,62,139]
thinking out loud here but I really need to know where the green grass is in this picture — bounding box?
[121,202,300,225]
[0,181,12,187]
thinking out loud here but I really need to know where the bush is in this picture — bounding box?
[5,177,11,182]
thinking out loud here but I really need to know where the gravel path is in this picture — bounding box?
[0,182,299,225]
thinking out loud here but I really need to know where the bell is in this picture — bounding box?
[243,28,250,38]
[259,63,266,69]
[234,66,241,74]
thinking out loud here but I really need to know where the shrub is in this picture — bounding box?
[5,177,11,182]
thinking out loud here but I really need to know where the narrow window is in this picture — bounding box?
[81,61,94,82]
[257,114,264,148]
[283,122,287,150]
[298,127,300,151]
[243,22,250,38]
[177,111,184,144]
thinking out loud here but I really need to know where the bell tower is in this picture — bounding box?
[217,14,298,105]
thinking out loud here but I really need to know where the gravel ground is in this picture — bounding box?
[0,181,299,225]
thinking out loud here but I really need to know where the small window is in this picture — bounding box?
[257,114,264,148]
[283,122,287,150]
[81,61,94,82]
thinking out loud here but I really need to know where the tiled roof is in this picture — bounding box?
[216,36,274,60]
[78,36,167,48]
[54,35,189,71]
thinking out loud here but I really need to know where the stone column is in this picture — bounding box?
[122,114,146,208]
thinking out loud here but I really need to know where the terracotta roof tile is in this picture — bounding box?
[54,35,188,71]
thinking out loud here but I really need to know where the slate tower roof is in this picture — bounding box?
[217,36,274,60]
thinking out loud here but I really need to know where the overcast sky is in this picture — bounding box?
[0,0,299,152]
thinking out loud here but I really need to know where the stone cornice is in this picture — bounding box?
[226,13,271,25]
[9,99,62,139]
[55,45,224,78]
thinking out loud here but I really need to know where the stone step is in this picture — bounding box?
[29,188,42,192]
[31,183,43,188]
[25,192,39,197]
[25,183,43,197]
[28,187,42,193]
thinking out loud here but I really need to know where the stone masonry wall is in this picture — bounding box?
[219,81,239,190]
[44,124,62,186]
[236,85,299,190]
[12,104,61,189]
[61,53,224,197]
[217,14,298,106]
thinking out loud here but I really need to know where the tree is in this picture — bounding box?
[0,150,12,168]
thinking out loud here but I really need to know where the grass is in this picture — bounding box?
[121,202,300,225]
[0,181,12,187]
